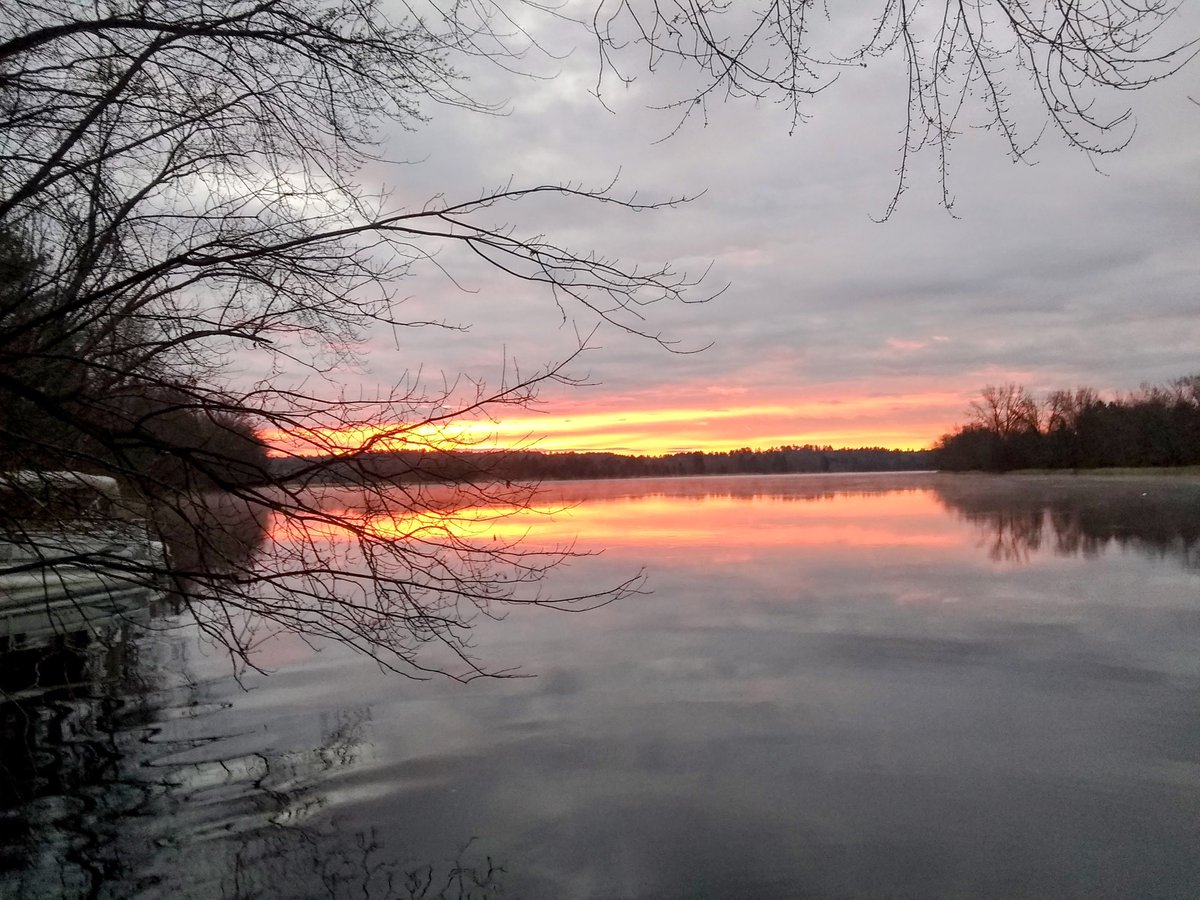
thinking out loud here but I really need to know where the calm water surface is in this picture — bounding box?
[3,473,1200,898]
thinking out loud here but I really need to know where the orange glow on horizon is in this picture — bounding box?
[261,389,964,458]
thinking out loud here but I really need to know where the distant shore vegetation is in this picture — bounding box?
[269,445,936,485]
[934,376,1200,472]
[272,373,1200,484]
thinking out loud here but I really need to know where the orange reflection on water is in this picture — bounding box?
[270,503,569,545]
[541,490,960,551]
[270,484,961,555]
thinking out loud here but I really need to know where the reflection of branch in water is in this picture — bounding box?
[1047,508,1110,560]
[933,476,1200,569]
[0,623,509,899]
[136,717,511,899]
[148,481,648,682]
[152,490,271,587]
[0,618,168,896]
[973,510,1045,563]
[221,831,508,900]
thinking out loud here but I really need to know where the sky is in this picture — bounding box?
[259,3,1200,456]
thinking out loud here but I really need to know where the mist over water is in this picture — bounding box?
[4,473,1199,898]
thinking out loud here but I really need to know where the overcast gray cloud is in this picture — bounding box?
[331,3,1200,450]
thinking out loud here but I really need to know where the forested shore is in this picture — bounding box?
[934,377,1200,472]
[269,445,935,484]
[271,374,1200,485]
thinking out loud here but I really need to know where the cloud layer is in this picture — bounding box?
[303,5,1200,451]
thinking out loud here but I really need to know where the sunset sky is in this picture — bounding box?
[250,6,1200,457]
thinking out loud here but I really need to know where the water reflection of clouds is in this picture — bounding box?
[552,499,961,551]
[463,474,1200,571]
[135,475,1200,896]
[261,479,968,604]
[350,487,967,555]
[13,474,1200,897]
[254,475,1200,898]
[247,473,1200,685]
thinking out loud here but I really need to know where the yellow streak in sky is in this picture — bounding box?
[262,391,961,457]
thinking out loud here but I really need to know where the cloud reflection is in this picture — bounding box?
[265,473,1200,573]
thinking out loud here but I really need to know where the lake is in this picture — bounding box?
[3,472,1199,898]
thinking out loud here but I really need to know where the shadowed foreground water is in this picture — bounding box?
[3,473,1199,898]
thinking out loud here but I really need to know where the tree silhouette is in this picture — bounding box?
[936,376,1200,471]
[1,0,1192,676]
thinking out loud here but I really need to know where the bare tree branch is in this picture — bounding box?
[0,0,678,679]
[587,0,1197,215]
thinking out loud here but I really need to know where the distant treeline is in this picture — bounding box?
[270,444,936,485]
[935,376,1200,471]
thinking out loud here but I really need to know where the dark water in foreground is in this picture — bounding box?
[3,473,1200,898]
